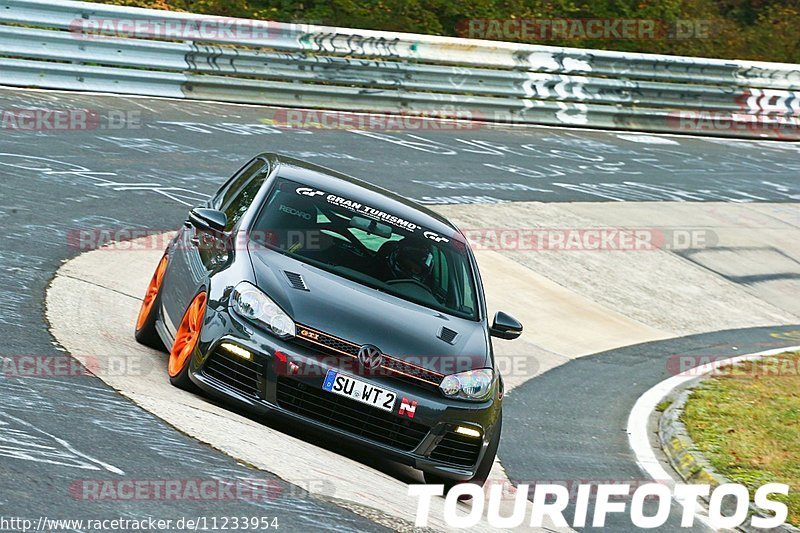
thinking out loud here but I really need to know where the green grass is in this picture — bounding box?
[682,352,800,526]
[656,399,673,412]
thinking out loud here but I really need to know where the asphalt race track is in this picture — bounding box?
[1,88,799,208]
[2,86,800,530]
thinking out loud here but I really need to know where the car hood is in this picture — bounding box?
[247,246,489,372]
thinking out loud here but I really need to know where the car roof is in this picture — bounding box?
[258,153,464,240]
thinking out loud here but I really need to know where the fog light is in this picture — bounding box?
[221,342,252,361]
[454,426,481,439]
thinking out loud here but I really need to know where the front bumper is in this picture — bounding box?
[186,306,502,481]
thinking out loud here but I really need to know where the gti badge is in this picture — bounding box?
[398,397,418,418]
[357,344,383,370]
[299,328,320,340]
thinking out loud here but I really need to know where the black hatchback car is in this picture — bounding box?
[135,154,522,488]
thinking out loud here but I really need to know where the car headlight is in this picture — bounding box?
[439,368,494,401]
[230,282,295,339]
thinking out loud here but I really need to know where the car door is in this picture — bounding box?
[161,158,269,339]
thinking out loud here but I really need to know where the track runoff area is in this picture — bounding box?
[3,85,800,532]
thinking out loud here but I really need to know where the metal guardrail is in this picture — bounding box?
[1,0,799,138]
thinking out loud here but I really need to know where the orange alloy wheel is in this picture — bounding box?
[136,255,168,331]
[169,292,207,377]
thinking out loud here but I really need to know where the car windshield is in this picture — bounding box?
[250,178,479,320]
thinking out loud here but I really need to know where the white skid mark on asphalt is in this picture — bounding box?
[0,412,125,475]
[616,134,680,145]
[0,152,210,207]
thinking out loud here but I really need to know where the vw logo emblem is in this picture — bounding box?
[358,344,383,369]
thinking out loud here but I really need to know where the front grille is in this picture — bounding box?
[429,431,482,466]
[293,323,444,390]
[202,347,263,398]
[276,377,429,451]
[296,324,359,357]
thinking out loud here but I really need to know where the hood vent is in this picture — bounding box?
[438,326,459,345]
[284,271,309,291]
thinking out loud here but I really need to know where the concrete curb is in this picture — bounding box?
[659,371,800,532]
[659,387,727,488]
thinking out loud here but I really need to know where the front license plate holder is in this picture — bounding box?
[322,370,397,412]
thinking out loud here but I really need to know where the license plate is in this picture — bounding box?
[322,370,397,412]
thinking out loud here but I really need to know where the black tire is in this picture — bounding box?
[168,351,197,392]
[424,415,502,491]
[134,278,167,352]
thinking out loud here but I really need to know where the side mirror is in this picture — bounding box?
[490,311,522,340]
[189,208,227,233]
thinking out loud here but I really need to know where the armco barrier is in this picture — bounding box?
[1,0,799,138]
